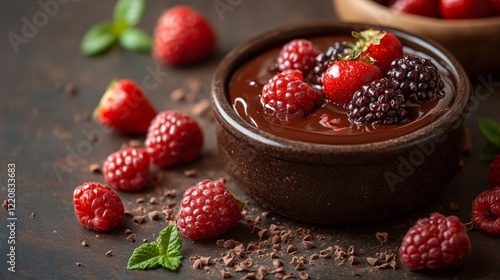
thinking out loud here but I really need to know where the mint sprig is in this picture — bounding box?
[127,225,182,271]
[478,117,500,161]
[81,0,151,55]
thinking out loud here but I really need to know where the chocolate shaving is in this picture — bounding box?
[126,233,136,243]
[366,257,379,266]
[124,228,133,235]
[184,169,197,177]
[106,250,113,257]
[347,245,355,255]
[1,200,7,212]
[81,240,89,247]
[261,211,270,218]
[149,197,158,205]
[299,271,309,280]
[76,262,84,267]
[135,198,144,204]
[30,212,36,219]
[349,256,359,265]
[171,88,186,102]
[286,245,297,254]
[375,232,389,245]
[220,269,232,278]
[192,99,211,117]
[88,163,101,173]
[124,210,133,218]
[65,82,76,95]
[133,215,145,226]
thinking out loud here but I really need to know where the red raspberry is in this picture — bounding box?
[73,182,124,231]
[488,155,500,187]
[261,69,321,117]
[145,111,203,168]
[153,5,216,66]
[103,148,150,192]
[399,213,471,271]
[471,186,500,235]
[177,179,244,240]
[277,39,320,74]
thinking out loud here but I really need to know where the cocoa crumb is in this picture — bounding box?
[88,163,101,173]
[184,169,197,177]
[81,240,89,247]
[106,250,113,257]
[30,212,36,219]
[76,262,84,267]
[375,232,389,245]
[65,82,76,95]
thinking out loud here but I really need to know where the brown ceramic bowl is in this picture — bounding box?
[211,22,471,225]
[333,0,500,76]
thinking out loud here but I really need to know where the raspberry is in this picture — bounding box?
[261,69,321,117]
[73,182,125,231]
[387,54,444,103]
[103,148,150,192]
[471,186,500,235]
[348,78,409,125]
[399,213,471,271]
[309,41,351,85]
[489,155,500,187]
[145,111,203,168]
[277,39,320,74]
[177,179,244,240]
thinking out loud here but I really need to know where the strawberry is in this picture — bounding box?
[153,5,216,66]
[390,0,440,18]
[352,29,404,74]
[322,59,383,107]
[93,79,157,135]
[439,0,492,19]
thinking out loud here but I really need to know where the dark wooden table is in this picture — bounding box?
[1,1,499,279]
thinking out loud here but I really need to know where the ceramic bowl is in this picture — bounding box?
[211,22,471,225]
[333,0,500,76]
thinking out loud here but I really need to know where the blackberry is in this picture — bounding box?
[348,78,408,125]
[387,54,444,103]
[309,41,351,85]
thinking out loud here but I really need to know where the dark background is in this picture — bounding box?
[1,0,499,279]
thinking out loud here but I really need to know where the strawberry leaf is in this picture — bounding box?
[114,0,146,27]
[119,28,152,52]
[478,117,500,147]
[127,225,183,271]
[80,22,117,55]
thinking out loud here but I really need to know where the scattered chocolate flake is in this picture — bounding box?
[126,233,137,243]
[261,211,269,218]
[299,271,309,280]
[124,228,133,235]
[184,169,197,177]
[124,210,133,218]
[286,244,297,254]
[367,257,379,266]
[1,200,8,212]
[302,240,314,250]
[171,88,186,102]
[148,210,161,221]
[29,212,36,219]
[375,232,389,245]
[133,215,145,226]
[217,176,227,183]
[193,259,203,269]
[136,198,145,204]
[106,250,113,257]
[220,269,232,278]
[349,255,359,265]
[319,248,330,259]
[191,99,211,117]
[283,272,296,279]
[449,202,460,211]
[128,140,142,148]
[65,82,76,95]
[88,163,101,173]
[375,263,391,270]
[256,266,269,279]
[81,240,89,247]
[76,262,84,267]
[143,238,148,243]
[149,197,158,205]
[241,272,256,280]
[347,245,355,255]
[223,239,239,249]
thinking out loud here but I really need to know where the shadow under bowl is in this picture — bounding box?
[211,22,472,225]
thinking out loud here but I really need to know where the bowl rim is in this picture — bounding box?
[211,22,471,161]
[337,0,500,28]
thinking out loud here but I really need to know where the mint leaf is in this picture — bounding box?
[80,22,117,55]
[478,117,500,147]
[119,28,152,52]
[127,225,183,271]
[114,0,146,26]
